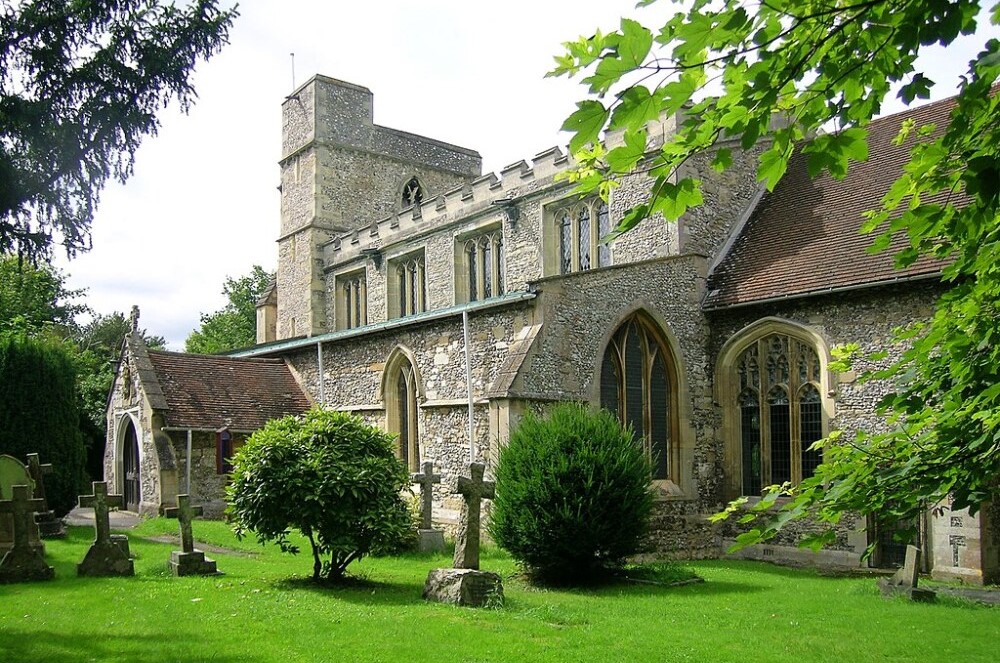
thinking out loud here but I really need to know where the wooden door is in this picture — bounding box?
[122,422,141,512]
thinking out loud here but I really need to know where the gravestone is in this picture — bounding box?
[77,482,134,577]
[26,453,65,538]
[453,462,494,570]
[423,462,503,608]
[879,545,936,602]
[0,455,44,556]
[0,485,54,583]
[164,494,220,576]
[410,460,445,553]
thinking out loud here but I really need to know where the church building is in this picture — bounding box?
[106,74,998,584]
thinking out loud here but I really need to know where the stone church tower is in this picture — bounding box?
[273,75,482,339]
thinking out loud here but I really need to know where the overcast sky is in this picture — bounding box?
[54,1,999,349]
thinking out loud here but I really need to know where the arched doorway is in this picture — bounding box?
[121,419,141,512]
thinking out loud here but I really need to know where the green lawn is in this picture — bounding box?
[0,520,996,662]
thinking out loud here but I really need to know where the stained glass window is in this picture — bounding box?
[553,199,613,274]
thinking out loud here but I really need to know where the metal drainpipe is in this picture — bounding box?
[185,429,192,494]
[463,309,475,462]
[317,341,325,404]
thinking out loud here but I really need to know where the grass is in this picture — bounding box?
[1,520,997,662]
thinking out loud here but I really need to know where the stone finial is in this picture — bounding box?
[410,460,441,530]
[453,462,495,570]
[130,305,140,332]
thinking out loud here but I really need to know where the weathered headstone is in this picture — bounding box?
[410,460,445,553]
[879,545,936,602]
[423,462,503,608]
[453,462,494,570]
[0,485,54,583]
[0,454,44,555]
[164,494,220,576]
[77,482,134,577]
[26,453,65,538]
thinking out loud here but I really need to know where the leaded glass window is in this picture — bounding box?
[465,230,504,302]
[553,199,613,274]
[388,356,420,472]
[339,272,367,330]
[393,254,426,317]
[600,314,675,481]
[735,333,823,493]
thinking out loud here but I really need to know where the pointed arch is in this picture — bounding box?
[400,175,424,208]
[594,309,681,486]
[715,317,835,499]
[381,346,423,471]
[115,412,143,512]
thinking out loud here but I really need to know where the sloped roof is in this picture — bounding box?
[146,350,311,431]
[704,95,966,309]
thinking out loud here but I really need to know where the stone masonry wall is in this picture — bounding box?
[706,281,943,565]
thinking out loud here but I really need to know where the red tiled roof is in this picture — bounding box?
[704,95,967,309]
[146,350,311,431]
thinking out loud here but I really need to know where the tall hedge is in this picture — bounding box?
[489,403,654,584]
[0,335,87,515]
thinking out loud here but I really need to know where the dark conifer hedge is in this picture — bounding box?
[0,335,87,515]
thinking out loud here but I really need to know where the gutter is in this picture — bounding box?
[231,290,537,358]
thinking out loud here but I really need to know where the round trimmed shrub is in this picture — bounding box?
[226,407,411,582]
[488,402,654,584]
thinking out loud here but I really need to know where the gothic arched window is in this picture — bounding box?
[386,353,420,472]
[554,198,613,274]
[735,332,823,493]
[599,314,677,480]
[402,177,423,207]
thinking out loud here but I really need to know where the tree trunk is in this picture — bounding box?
[307,530,321,581]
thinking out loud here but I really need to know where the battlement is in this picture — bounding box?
[323,143,576,265]
[322,112,679,267]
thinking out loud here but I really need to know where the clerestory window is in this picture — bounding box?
[336,271,367,330]
[463,229,504,302]
[553,198,613,274]
[736,333,823,494]
[390,252,426,318]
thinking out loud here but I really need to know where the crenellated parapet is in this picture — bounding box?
[323,144,576,266]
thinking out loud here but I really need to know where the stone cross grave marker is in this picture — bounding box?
[453,462,495,570]
[411,460,441,530]
[164,494,220,576]
[879,544,935,602]
[26,453,65,538]
[0,485,54,582]
[77,481,134,576]
[0,454,43,555]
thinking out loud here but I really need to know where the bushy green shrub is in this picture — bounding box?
[0,335,87,515]
[226,407,411,582]
[489,403,654,584]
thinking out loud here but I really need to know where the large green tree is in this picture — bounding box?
[185,265,274,354]
[0,0,237,262]
[0,254,86,337]
[554,1,1000,549]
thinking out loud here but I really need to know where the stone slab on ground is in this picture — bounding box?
[169,550,221,577]
[423,568,504,608]
[417,528,445,553]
